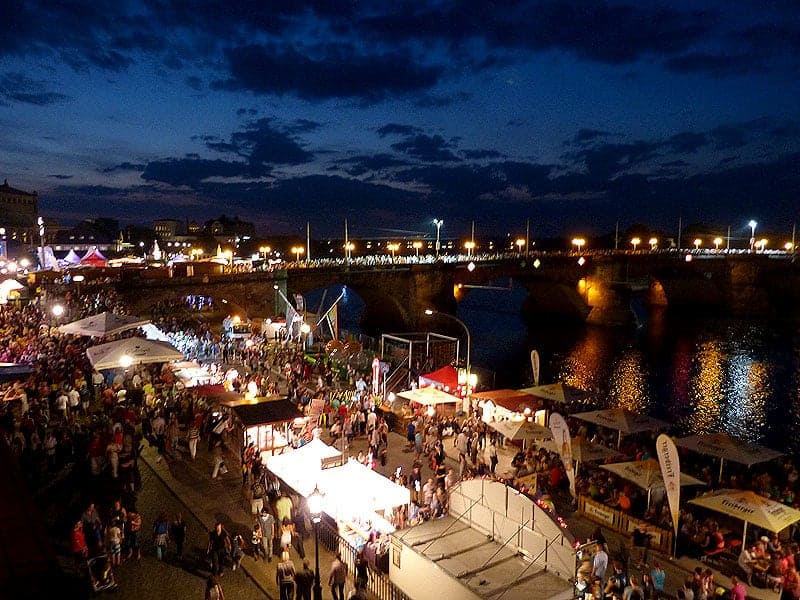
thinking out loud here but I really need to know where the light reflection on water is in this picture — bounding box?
[459,286,800,456]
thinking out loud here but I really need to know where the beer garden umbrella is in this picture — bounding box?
[572,408,670,448]
[601,458,705,509]
[486,417,553,449]
[542,435,623,473]
[675,432,783,482]
[689,489,800,547]
[59,311,151,338]
[86,337,183,370]
[520,382,592,405]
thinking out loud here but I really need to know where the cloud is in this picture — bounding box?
[0,72,70,105]
[335,153,411,176]
[664,52,762,77]
[140,157,255,187]
[212,43,443,103]
[565,141,661,179]
[100,162,146,174]
[376,124,421,138]
[414,91,471,108]
[47,174,73,180]
[569,128,616,145]
[391,134,461,162]
[665,131,708,154]
[208,118,314,167]
[462,149,505,160]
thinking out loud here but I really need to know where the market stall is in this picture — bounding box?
[265,437,342,497]
[222,397,303,457]
[473,389,546,425]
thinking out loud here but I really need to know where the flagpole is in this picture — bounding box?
[306,221,311,264]
[525,218,530,258]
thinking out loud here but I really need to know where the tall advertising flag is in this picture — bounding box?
[530,350,540,386]
[656,433,681,539]
[549,412,575,497]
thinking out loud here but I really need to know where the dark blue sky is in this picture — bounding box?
[2,0,799,239]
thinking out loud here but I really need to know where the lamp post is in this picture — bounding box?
[464,240,475,258]
[515,238,525,256]
[571,238,585,254]
[344,242,355,262]
[259,245,271,260]
[292,246,304,262]
[433,219,443,259]
[308,486,324,600]
[412,241,422,257]
[630,237,641,252]
[424,309,472,414]
[387,242,400,260]
[749,220,757,252]
[713,237,723,252]
[693,238,702,251]
[649,237,658,251]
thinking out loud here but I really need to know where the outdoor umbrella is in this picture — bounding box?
[572,408,670,448]
[86,337,183,370]
[689,489,800,547]
[675,432,783,481]
[59,311,150,338]
[601,458,705,508]
[486,417,553,448]
[397,387,461,407]
[520,382,592,405]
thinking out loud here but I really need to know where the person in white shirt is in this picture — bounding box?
[591,544,609,588]
[55,391,69,421]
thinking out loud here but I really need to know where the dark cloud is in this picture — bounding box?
[660,160,690,168]
[185,76,203,91]
[665,131,708,154]
[565,141,661,179]
[285,119,322,135]
[212,44,443,103]
[462,149,505,160]
[335,153,411,176]
[414,91,471,108]
[391,134,461,162]
[376,124,421,138]
[236,107,259,117]
[0,72,70,106]
[708,125,748,150]
[100,162,147,174]
[569,129,616,145]
[206,118,314,166]
[140,157,255,187]
[664,52,762,76]
[47,174,73,180]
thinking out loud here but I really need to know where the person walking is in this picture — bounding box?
[187,421,200,461]
[276,550,296,600]
[207,521,231,577]
[258,508,276,562]
[153,511,170,561]
[171,513,187,560]
[328,551,348,600]
[295,559,315,600]
[487,437,498,474]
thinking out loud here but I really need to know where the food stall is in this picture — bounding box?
[223,397,303,457]
[265,437,343,497]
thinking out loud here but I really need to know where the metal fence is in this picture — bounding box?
[316,520,412,600]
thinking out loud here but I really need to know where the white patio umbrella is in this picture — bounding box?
[397,387,461,406]
[86,337,183,370]
[601,458,705,509]
[59,311,150,338]
[520,382,592,405]
[675,432,783,482]
[486,417,553,449]
[689,489,800,548]
[572,408,670,448]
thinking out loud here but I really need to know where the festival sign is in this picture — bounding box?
[656,433,681,537]
[549,412,575,497]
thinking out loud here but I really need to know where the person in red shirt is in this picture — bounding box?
[70,520,89,566]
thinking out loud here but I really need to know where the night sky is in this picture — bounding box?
[2,0,800,239]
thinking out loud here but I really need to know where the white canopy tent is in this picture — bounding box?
[317,459,410,516]
[86,337,184,370]
[266,438,343,497]
[59,311,151,338]
[520,382,592,405]
[486,417,553,447]
[572,408,670,448]
[542,435,623,472]
[397,387,461,407]
[675,433,783,481]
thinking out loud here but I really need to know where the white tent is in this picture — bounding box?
[63,249,81,264]
[317,459,410,516]
[86,337,183,370]
[520,382,592,405]
[59,311,151,337]
[140,323,171,342]
[397,387,461,406]
[675,432,783,481]
[266,438,342,497]
[486,417,553,443]
[572,408,670,447]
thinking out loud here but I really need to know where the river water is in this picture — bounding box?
[319,282,800,455]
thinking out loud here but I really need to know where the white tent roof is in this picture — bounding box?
[63,249,81,264]
[58,311,151,337]
[0,279,25,291]
[690,489,800,533]
[600,458,705,490]
[140,323,171,342]
[572,408,670,435]
[86,337,183,370]
[317,459,410,514]
[266,438,342,497]
[485,417,553,441]
[520,382,592,404]
[397,387,461,406]
[675,433,783,467]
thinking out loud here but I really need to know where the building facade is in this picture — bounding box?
[0,179,39,247]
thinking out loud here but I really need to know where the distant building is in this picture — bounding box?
[51,218,118,252]
[153,218,184,242]
[203,215,256,244]
[0,179,39,247]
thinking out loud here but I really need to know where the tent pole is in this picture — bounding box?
[719,458,724,483]
[618,430,622,449]
[742,521,748,550]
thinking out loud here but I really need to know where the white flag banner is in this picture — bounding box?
[549,412,575,497]
[657,433,681,536]
[530,350,540,386]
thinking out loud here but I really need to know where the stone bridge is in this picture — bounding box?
[115,253,800,330]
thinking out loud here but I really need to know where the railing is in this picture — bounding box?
[317,520,412,600]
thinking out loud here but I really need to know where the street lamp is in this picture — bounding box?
[139,241,145,258]
[649,237,658,251]
[756,238,768,252]
[344,242,355,262]
[571,238,586,253]
[51,304,64,318]
[433,219,443,259]
[387,242,400,260]
[291,246,304,262]
[424,309,472,414]
[693,238,702,251]
[630,237,641,252]
[749,220,757,252]
[412,241,422,257]
[515,238,525,255]
[464,240,475,258]
[308,485,324,600]
[259,245,271,260]
[785,242,795,253]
